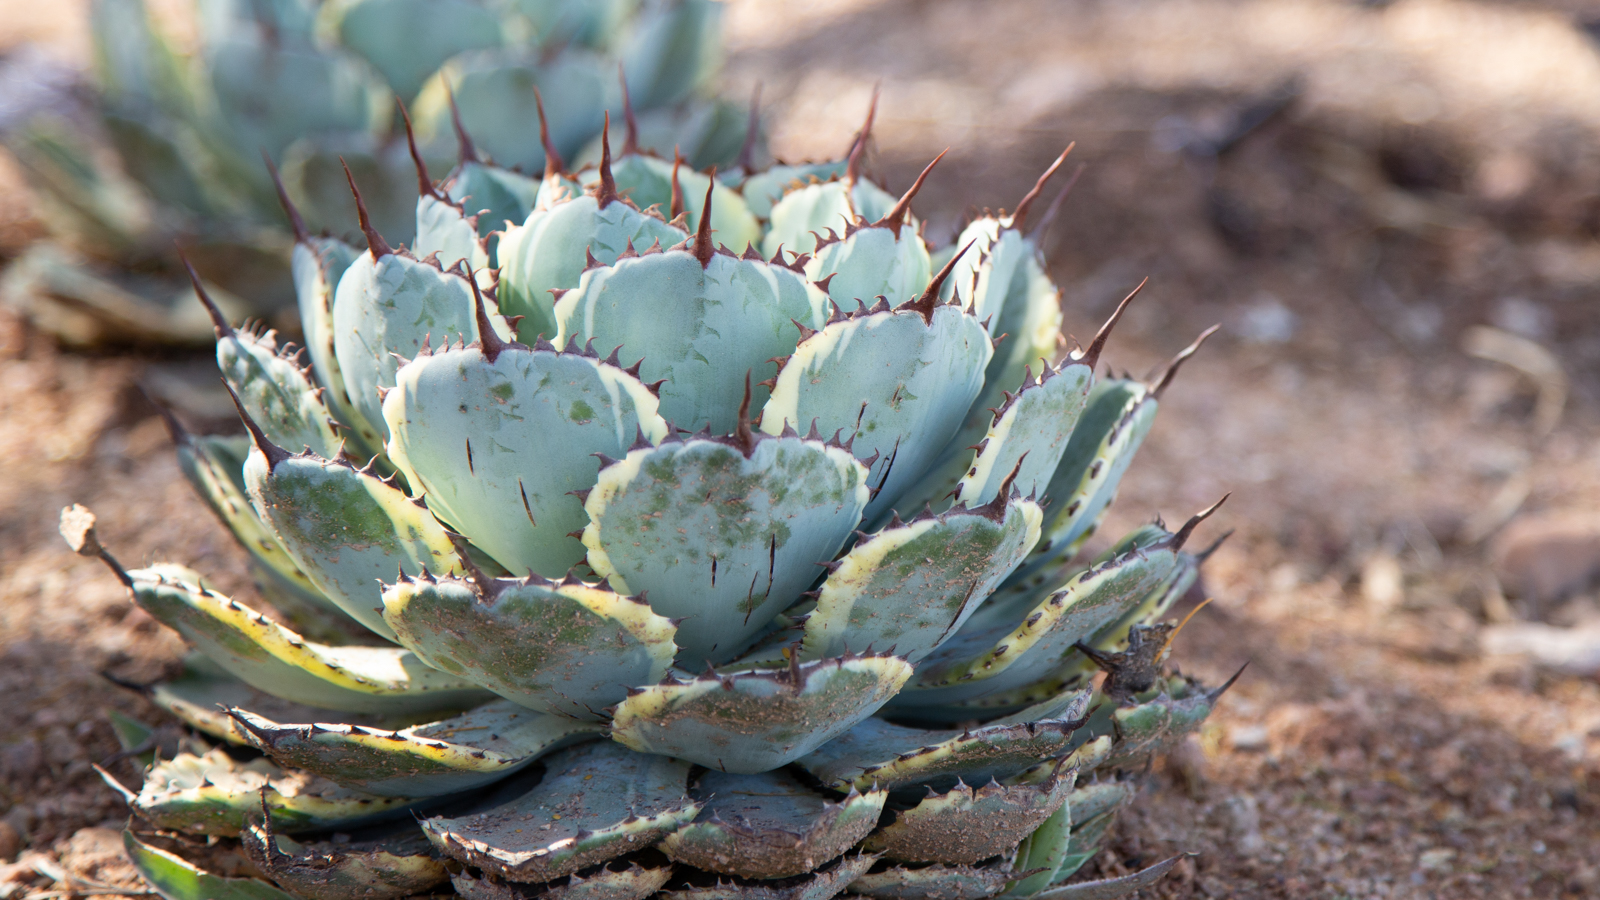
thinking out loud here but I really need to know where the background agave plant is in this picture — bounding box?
[1,0,738,348]
[62,96,1235,900]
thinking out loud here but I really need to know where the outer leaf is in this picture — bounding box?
[796,694,1090,793]
[452,859,673,900]
[1011,381,1155,584]
[554,249,827,434]
[242,819,449,900]
[908,248,1069,526]
[245,449,461,640]
[290,237,378,457]
[908,528,1184,723]
[886,358,1092,522]
[660,769,886,879]
[953,362,1093,508]
[1044,782,1131,886]
[230,699,602,797]
[760,304,991,522]
[939,218,1027,331]
[381,574,677,719]
[1037,856,1187,900]
[583,434,869,666]
[973,247,1064,430]
[847,860,1016,900]
[862,774,1071,865]
[892,528,1186,708]
[216,324,343,459]
[800,496,1041,664]
[102,747,413,836]
[382,341,668,579]
[123,830,296,900]
[658,853,879,900]
[147,655,394,746]
[171,432,337,622]
[125,565,490,715]
[1086,677,1226,771]
[423,740,700,883]
[1003,801,1071,899]
[610,654,912,773]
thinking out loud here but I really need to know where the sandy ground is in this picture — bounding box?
[4,1,1600,898]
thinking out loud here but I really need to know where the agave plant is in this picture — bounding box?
[64,97,1236,900]
[1,0,737,347]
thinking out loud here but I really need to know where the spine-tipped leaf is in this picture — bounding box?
[800,495,1042,663]
[244,446,462,641]
[760,303,991,522]
[422,740,700,883]
[124,565,490,715]
[230,699,602,797]
[553,249,828,434]
[610,654,912,773]
[382,341,669,579]
[381,574,678,720]
[660,769,886,879]
[582,433,870,666]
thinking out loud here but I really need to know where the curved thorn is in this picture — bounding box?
[1081,277,1146,371]
[1170,494,1229,550]
[466,265,508,363]
[899,239,974,325]
[1012,143,1074,227]
[445,83,480,163]
[1029,163,1085,243]
[260,152,308,244]
[996,451,1028,500]
[1210,661,1250,702]
[734,370,756,457]
[670,147,685,220]
[1196,528,1234,562]
[179,250,233,340]
[340,158,392,259]
[596,111,619,207]
[222,379,291,471]
[618,64,640,157]
[844,86,880,185]
[446,532,498,599]
[1152,324,1220,398]
[533,86,564,179]
[693,170,716,268]
[876,148,946,234]
[398,100,440,201]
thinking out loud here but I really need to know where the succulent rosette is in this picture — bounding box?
[2,0,738,346]
[65,96,1236,900]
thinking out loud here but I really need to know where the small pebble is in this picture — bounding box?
[1231,725,1269,752]
[1223,794,1266,856]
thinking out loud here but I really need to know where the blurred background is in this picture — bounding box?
[3,1,1600,897]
